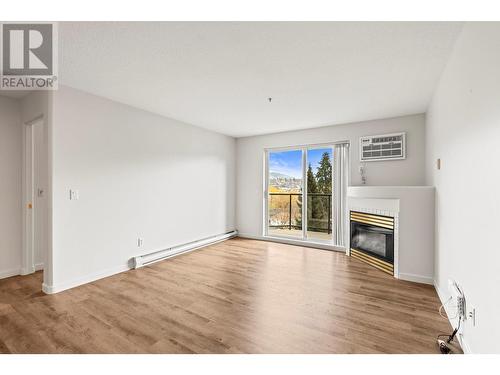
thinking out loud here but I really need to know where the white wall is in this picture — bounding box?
[426,23,500,354]
[236,114,426,237]
[0,96,22,279]
[48,86,235,292]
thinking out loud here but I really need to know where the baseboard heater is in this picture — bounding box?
[132,230,238,269]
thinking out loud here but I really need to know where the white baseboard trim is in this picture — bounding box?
[21,266,34,275]
[459,333,472,354]
[433,279,471,354]
[42,264,130,294]
[42,283,53,294]
[398,272,433,285]
[43,231,238,294]
[133,230,238,269]
[238,233,345,252]
[0,267,22,280]
[35,262,44,271]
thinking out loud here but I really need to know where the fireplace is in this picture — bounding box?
[350,211,394,275]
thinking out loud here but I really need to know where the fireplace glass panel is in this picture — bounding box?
[350,220,394,263]
[352,231,387,258]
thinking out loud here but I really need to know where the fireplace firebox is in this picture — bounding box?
[350,211,394,275]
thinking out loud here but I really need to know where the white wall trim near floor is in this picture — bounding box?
[42,264,130,294]
[42,231,238,294]
[133,231,238,269]
[240,235,433,284]
[238,233,345,252]
[19,263,44,277]
[433,279,472,354]
[398,272,433,285]
[20,266,35,276]
[0,268,22,280]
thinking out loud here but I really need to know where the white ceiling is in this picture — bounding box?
[59,22,462,137]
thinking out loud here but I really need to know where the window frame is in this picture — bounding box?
[263,140,349,246]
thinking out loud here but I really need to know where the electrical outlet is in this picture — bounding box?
[468,308,476,326]
[137,238,143,247]
[448,279,467,319]
[457,295,466,318]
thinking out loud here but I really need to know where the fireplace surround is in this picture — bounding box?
[347,186,435,285]
[350,211,394,275]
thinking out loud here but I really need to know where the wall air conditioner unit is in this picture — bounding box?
[360,132,406,162]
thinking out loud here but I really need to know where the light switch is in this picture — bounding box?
[437,158,441,170]
[69,189,79,200]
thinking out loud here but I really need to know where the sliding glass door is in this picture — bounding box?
[267,149,303,238]
[306,147,333,242]
[266,145,337,244]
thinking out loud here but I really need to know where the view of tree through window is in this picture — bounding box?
[305,148,333,241]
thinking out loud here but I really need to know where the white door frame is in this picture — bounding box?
[21,116,44,275]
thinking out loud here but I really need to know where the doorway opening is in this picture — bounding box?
[23,118,47,275]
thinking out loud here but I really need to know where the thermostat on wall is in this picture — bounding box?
[359,132,406,162]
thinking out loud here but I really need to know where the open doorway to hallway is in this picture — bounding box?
[23,118,47,275]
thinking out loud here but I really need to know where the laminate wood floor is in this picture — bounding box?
[0,238,460,354]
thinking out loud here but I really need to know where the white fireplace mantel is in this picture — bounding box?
[347,186,435,284]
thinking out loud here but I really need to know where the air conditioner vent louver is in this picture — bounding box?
[360,132,406,161]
